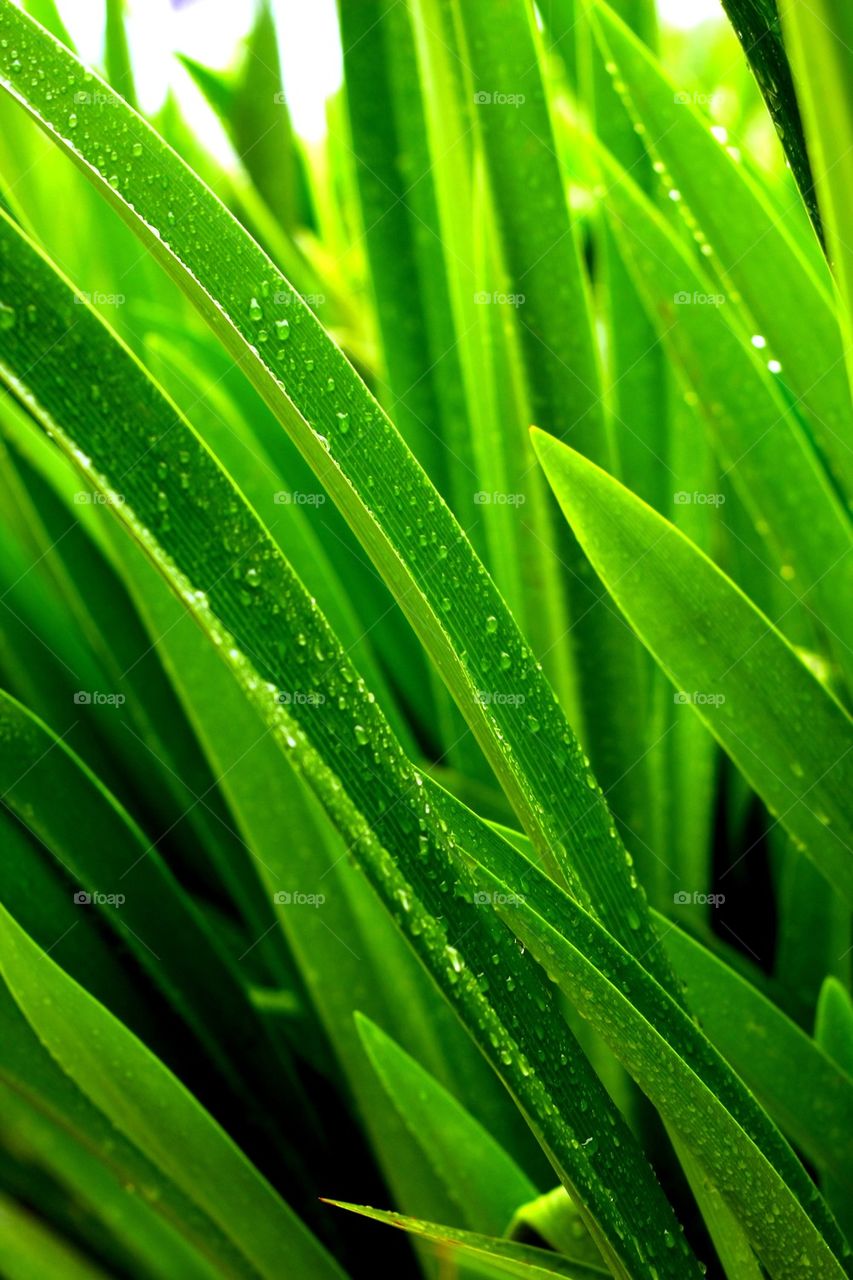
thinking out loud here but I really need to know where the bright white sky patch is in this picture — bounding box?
[657,0,725,29]
[54,0,719,152]
[56,0,342,150]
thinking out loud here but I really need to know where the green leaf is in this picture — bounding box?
[590,0,853,507]
[103,528,542,1214]
[0,0,678,1000]
[533,429,853,906]
[815,977,853,1239]
[445,0,659,852]
[584,137,852,689]
[396,0,582,730]
[104,0,136,108]
[816,977,853,1073]
[324,1203,607,1279]
[780,0,853,404]
[459,855,848,1280]
[22,0,72,47]
[336,0,487,782]
[667,1133,764,1280]
[180,0,306,232]
[509,1187,603,1267]
[0,688,311,1149]
[0,1191,112,1280]
[775,842,851,1023]
[0,901,348,1280]
[663,919,853,1191]
[355,1013,537,1235]
[0,172,700,1280]
[718,0,821,240]
[0,991,234,1279]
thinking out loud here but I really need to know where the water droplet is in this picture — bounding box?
[485,615,498,634]
[354,724,369,745]
[0,303,15,331]
[249,297,263,322]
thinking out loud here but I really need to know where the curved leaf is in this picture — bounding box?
[0,2,676,993]
[355,1013,536,1235]
[324,1203,606,1280]
[533,430,853,905]
[458,853,848,1280]
[0,902,348,1280]
[0,179,700,1279]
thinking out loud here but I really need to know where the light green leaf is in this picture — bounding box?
[0,901,348,1280]
[591,0,852,504]
[0,689,311,1150]
[780,0,853,406]
[459,855,847,1280]
[0,1192,112,1280]
[355,1013,537,1235]
[663,920,853,1190]
[0,0,678,1008]
[586,137,852,688]
[716,0,820,239]
[324,1202,606,1279]
[0,171,700,1280]
[533,429,853,906]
